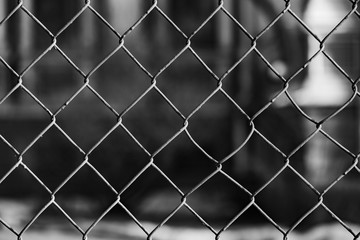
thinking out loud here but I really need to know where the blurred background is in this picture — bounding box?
[0,0,360,239]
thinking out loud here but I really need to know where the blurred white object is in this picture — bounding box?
[0,199,34,230]
[292,0,356,107]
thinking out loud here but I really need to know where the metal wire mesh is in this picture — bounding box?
[0,0,360,239]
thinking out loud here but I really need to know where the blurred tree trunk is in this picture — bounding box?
[228,0,255,175]
[5,1,21,103]
[0,1,7,99]
[230,0,310,176]
[254,0,309,78]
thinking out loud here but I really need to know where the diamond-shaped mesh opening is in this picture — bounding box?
[89,126,150,191]
[299,131,356,188]
[221,50,289,112]
[122,89,184,153]
[256,168,319,226]
[155,132,216,191]
[186,173,252,226]
[124,9,187,75]
[186,92,251,160]
[56,87,117,151]
[23,50,84,111]
[120,166,181,221]
[90,48,151,113]
[23,126,84,191]
[286,59,354,113]
[56,8,120,72]
[222,134,288,193]
[252,105,314,155]
[54,165,118,230]
[192,13,253,76]
[157,50,218,115]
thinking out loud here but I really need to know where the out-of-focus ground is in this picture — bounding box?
[1,219,359,240]
[0,198,359,240]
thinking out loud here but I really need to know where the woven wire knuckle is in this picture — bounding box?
[0,0,360,239]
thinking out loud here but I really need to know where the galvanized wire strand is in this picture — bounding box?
[322,50,357,84]
[0,2,22,25]
[286,200,323,236]
[254,3,291,43]
[53,2,90,38]
[0,55,19,81]
[321,203,358,237]
[20,4,54,38]
[322,157,359,195]
[319,129,357,159]
[220,6,254,41]
[0,80,21,105]
[121,46,187,120]
[121,1,158,40]
[320,1,359,44]
[182,202,218,235]
[187,4,223,41]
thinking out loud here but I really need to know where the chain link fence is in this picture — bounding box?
[0,0,360,239]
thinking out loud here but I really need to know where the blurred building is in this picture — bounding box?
[0,0,359,198]
[292,0,360,186]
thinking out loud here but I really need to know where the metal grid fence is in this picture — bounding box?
[0,0,360,239]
